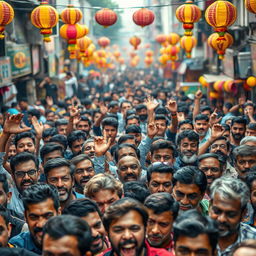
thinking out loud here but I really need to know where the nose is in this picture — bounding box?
[91,228,99,238]
[123,229,133,240]
[23,172,30,179]
[244,161,250,169]
[158,184,165,192]
[36,217,46,228]
[127,167,133,174]
[180,195,189,205]
[217,212,227,223]
[205,169,212,176]
[151,223,159,234]
[57,178,64,187]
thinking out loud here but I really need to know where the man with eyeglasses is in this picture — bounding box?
[9,152,40,216]
[71,154,95,194]
[198,153,224,198]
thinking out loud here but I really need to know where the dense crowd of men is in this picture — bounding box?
[0,69,256,256]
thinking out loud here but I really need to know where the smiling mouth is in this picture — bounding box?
[120,244,136,256]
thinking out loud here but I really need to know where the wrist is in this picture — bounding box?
[2,131,10,136]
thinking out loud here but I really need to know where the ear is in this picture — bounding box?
[57,207,62,215]
[85,251,92,256]
[7,222,12,238]
[7,191,12,204]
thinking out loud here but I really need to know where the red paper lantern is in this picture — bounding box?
[129,36,141,50]
[133,8,155,27]
[155,34,168,46]
[61,4,83,24]
[98,37,110,48]
[31,0,58,42]
[245,0,256,14]
[95,8,117,27]
[0,0,14,39]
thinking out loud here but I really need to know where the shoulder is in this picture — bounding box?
[148,247,174,256]
[9,231,30,245]
[240,222,256,239]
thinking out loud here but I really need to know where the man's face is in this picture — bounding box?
[108,210,145,256]
[103,125,117,143]
[57,125,68,135]
[82,211,105,254]
[194,120,209,137]
[83,142,95,159]
[47,166,74,202]
[231,123,245,142]
[7,144,16,160]
[0,183,11,208]
[210,139,228,156]
[13,160,39,194]
[199,157,222,188]
[121,103,132,114]
[74,159,95,191]
[173,182,203,212]
[16,137,36,154]
[147,209,173,248]
[246,128,256,137]
[76,121,91,135]
[127,118,140,127]
[137,108,148,122]
[117,147,137,161]
[26,198,59,248]
[71,139,85,156]
[245,105,254,115]
[175,234,213,256]
[43,234,81,256]
[155,119,167,137]
[19,101,28,110]
[178,123,193,133]
[179,138,198,164]
[42,150,63,166]
[94,113,102,123]
[46,112,55,122]
[235,155,256,180]
[127,132,142,146]
[151,149,174,166]
[91,189,120,213]
[0,215,11,248]
[201,110,211,118]
[149,172,173,194]
[250,180,256,211]
[117,156,141,183]
[209,192,242,238]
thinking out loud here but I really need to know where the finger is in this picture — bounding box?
[20,127,32,132]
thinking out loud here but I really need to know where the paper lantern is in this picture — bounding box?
[223,80,237,93]
[145,50,154,57]
[31,0,58,42]
[133,8,155,27]
[0,0,14,39]
[156,34,168,46]
[199,76,209,87]
[176,0,202,36]
[158,54,169,65]
[209,92,219,99]
[166,45,180,70]
[77,36,92,54]
[213,80,225,92]
[180,35,197,58]
[167,33,180,45]
[205,0,237,39]
[113,51,121,59]
[246,76,256,87]
[119,57,125,65]
[208,32,233,59]
[144,56,153,67]
[129,36,141,50]
[61,4,83,24]
[245,0,256,14]
[95,8,117,27]
[98,37,110,48]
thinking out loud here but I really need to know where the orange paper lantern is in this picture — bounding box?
[129,36,141,50]
[180,35,197,58]
[245,0,256,14]
[98,37,110,48]
[0,0,14,39]
[167,33,180,45]
[60,4,83,24]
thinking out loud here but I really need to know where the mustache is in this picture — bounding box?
[93,234,103,241]
[119,239,137,247]
[80,177,90,182]
[148,234,162,239]
[180,203,193,209]
[21,180,33,186]
[124,173,137,179]
[34,227,43,234]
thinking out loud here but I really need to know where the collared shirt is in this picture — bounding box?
[217,223,256,256]
[199,128,211,146]
[9,231,41,255]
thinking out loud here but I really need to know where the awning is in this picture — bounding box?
[178,58,205,75]
[202,74,234,83]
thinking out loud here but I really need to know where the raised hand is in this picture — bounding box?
[195,89,203,100]
[210,123,225,141]
[94,135,112,157]
[70,106,80,118]
[99,102,108,116]
[177,112,185,122]
[31,116,44,139]
[145,95,159,112]
[166,99,177,114]
[147,122,159,139]
[46,96,53,107]
[209,109,222,126]
[3,113,31,134]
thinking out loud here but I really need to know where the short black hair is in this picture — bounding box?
[231,116,247,127]
[14,132,35,147]
[144,192,179,219]
[28,109,41,120]
[42,128,58,140]
[63,198,102,218]
[67,130,87,148]
[211,136,230,151]
[198,153,224,171]
[150,140,176,157]
[124,181,150,203]
[117,134,135,145]
[173,209,218,254]
[125,124,142,134]
[178,119,194,130]
[201,106,212,113]
[245,172,256,192]
[114,143,140,163]
[22,184,60,211]
[0,205,10,226]
[49,134,68,151]
[135,104,147,112]
[155,114,168,125]
[102,117,118,130]
[77,115,92,127]
[43,215,92,256]
[173,166,207,194]
[147,163,174,183]
[44,158,74,177]
[0,173,9,193]
[176,130,199,147]
[195,114,209,122]
[10,152,39,174]
[40,142,64,161]
[224,102,233,110]
[55,118,68,127]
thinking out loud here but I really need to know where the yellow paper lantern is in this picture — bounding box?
[167,33,180,45]
[180,35,197,58]
[60,4,83,24]
[246,76,256,87]
[0,0,14,39]
[245,0,256,14]
[198,76,209,87]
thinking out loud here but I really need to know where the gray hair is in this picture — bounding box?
[233,145,256,160]
[240,136,256,145]
[210,177,249,209]
[82,138,94,152]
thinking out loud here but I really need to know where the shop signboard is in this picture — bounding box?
[32,45,40,75]
[7,44,32,78]
[0,57,12,88]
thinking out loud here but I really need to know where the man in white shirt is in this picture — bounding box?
[64,72,78,98]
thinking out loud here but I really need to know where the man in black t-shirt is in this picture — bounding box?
[39,77,58,104]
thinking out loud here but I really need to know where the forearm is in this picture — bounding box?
[169,114,178,133]
[147,110,155,124]
[229,104,240,113]
[193,99,200,120]
[0,132,10,152]
[198,137,214,155]
[67,117,74,135]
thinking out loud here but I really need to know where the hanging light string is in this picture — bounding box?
[8,0,206,11]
